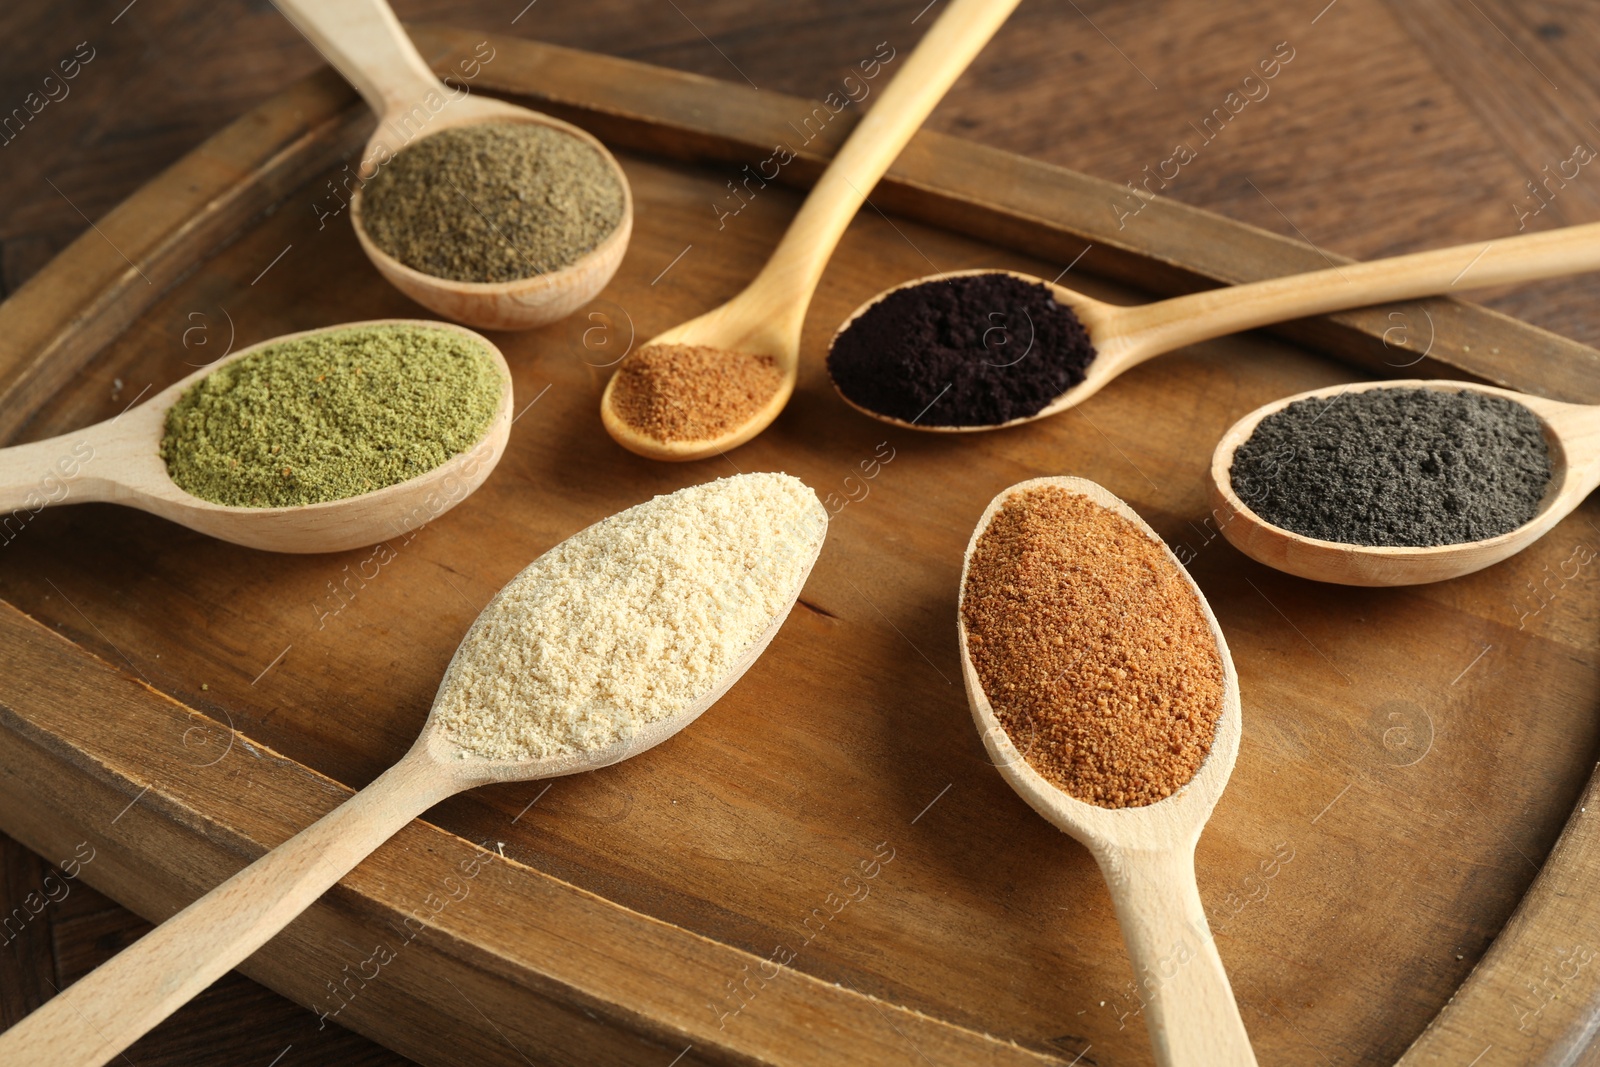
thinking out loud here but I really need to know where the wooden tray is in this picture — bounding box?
[2,26,1598,1066]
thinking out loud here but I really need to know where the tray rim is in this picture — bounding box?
[0,26,1595,1065]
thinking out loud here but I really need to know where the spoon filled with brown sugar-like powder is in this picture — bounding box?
[0,473,828,1067]
[959,476,1256,1066]
[598,0,1022,461]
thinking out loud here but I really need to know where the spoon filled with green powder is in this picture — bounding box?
[273,0,632,330]
[0,319,512,553]
[0,473,827,1067]
[1209,378,1599,586]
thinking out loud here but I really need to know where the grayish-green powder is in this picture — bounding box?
[360,122,625,283]
[161,324,502,508]
[1230,387,1551,547]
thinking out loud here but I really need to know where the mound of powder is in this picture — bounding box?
[608,343,784,443]
[160,323,502,508]
[432,472,827,762]
[962,485,1225,808]
[359,122,625,283]
[827,272,1097,426]
[1230,387,1551,547]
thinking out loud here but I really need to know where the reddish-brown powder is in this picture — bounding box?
[961,486,1225,808]
[610,343,783,443]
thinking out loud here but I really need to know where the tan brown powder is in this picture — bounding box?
[610,343,783,442]
[961,486,1224,808]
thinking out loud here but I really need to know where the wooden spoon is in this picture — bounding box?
[833,221,1600,431]
[0,319,511,554]
[0,480,827,1067]
[273,0,633,330]
[598,0,1022,461]
[959,476,1256,1065]
[1209,378,1600,586]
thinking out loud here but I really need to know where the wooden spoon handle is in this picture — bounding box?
[1112,219,1600,363]
[270,0,445,121]
[0,746,458,1067]
[1101,845,1257,1066]
[0,428,109,514]
[740,0,1021,343]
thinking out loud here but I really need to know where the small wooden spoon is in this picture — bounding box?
[0,484,827,1067]
[273,0,633,330]
[1209,378,1600,586]
[959,476,1256,1066]
[834,220,1600,431]
[0,319,511,554]
[599,0,1022,461]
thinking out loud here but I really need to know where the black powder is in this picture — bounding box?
[1230,387,1552,547]
[826,272,1097,426]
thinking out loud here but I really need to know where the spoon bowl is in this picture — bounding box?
[829,268,1129,432]
[832,219,1600,432]
[959,476,1255,1065]
[598,0,1023,461]
[598,299,801,460]
[1208,379,1600,586]
[347,101,633,332]
[275,0,632,330]
[0,319,513,554]
[0,474,828,1067]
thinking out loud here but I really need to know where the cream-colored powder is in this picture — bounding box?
[432,472,827,761]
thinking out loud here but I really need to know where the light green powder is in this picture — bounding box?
[160,324,502,508]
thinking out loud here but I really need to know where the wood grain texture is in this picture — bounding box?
[0,478,824,1065]
[397,23,1600,410]
[0,68,370,443]
[0,597,1064,1066]
[2,3,1599,1065]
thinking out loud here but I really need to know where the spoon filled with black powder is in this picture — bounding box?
[1209,379,1600,586]
[1231,387,1549,547]
[828,221,1600,431]
[827,271,1096,427]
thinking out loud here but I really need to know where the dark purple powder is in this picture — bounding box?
[826,272,1097,427]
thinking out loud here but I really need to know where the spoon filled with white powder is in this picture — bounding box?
[2,473,828,1067]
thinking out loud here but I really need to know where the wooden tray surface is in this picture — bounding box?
[2,28,1599,1067]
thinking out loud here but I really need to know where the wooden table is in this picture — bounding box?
[2,1,1595,1063]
